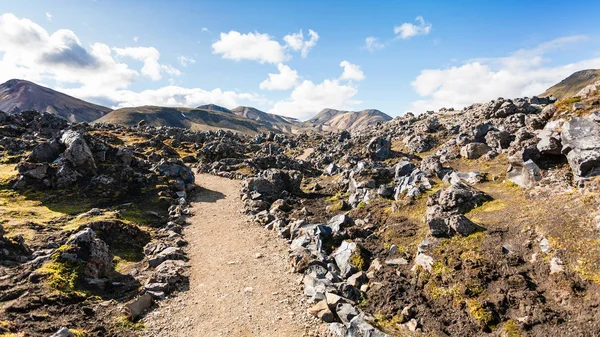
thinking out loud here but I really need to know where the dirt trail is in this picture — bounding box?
[144,174,326,337]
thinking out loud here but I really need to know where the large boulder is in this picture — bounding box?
[536,120,563,155]
[560,117,600,176]
[367,136,391,160]
[425,182,489,237]
[59,228,113,279]
[244,169,302,202]
[28,139,64,163]
[460,142,491,159]
[60,130,97,174]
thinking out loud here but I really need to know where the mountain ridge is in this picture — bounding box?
[0,79,112,122]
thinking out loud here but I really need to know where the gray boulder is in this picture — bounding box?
[460,142,491,159]
[61,228,113,279]
[536,120,563,155]
[560,117,600,176]
[367,137,391,160]
[60,130,97,174]
[507,159,542,187]
[28,139,63,163]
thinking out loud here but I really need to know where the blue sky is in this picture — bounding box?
[1,0,600,119]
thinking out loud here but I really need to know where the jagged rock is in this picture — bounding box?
[336,303,361,326]
[50,327,75,337]
[537,120,563,155]
[328,214,353,233]
[507,159,542,187]
[367,136,391,160]
[420,155,443,177]
[442,171,486,185]
[346,314,391,337]
[309,300,335,322]
[17,162,48,180]
[147,246,187,268]
[560,117,600,176]
[430,182,490,214]
[60,228,113,279]
[394,161,414,179]
[28,139,63,163]
[332,241,360,278]
[460,142,491,159]
[485,130,511,150]
[404,134,434,153]
[325,163,339,175]
[60,130,97,174]
[426,183,488,237]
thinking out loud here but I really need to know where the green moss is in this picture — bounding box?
[357,201,367,209]
[466,299,494,327]
[70,329,88,337]
[39,246,84,293]
[350,247,367,271]
[327,192,349,203]
[116,315,145,330]
[502,320,521,337]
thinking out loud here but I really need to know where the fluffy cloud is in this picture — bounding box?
[113,46,180,80]
[339,60,365,81]
[212,29,319,64]
[212,31,288,64]
[259,63,299,90]
[283,29,319,58]
[45,12,52,22]
[410,36,600,112]
[64,85,259,110]
[394,16,432,39]
[0,13,137,88]
[269,79,360,120]
[178,56,196,67]
[0,13,258,110]
[364,36,384,52]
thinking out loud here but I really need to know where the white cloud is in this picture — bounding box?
[269,79,360,120]
[133,36,138,42]
[364,36,384,52]
[259,63,299,91]
[65,85,259,110]
[201,27,209,32]
[339,60,365,81]
[410,36,600,112]
[0,13,137,89]
[178,55,196,67]
[394,16,432,39]
[113,46,180,80]
[45,12,52,22]
[283,29,319,58]
[0,13,258,111]
[212,31,287,64]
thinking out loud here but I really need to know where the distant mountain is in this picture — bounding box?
[231,106,301,133]
[197,104,232,114]
[542,69,600,100]
[0,79,111,122]
[305,108,392,131]
[96,105,280,134]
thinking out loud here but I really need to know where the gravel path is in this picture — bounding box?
[144,174,328,337]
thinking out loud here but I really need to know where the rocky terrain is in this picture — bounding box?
[1,71,600,336]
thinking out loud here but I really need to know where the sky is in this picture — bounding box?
[1,0,600,120]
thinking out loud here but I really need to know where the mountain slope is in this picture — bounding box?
[197,104,232,114]
[541,69,600,100]
[0,79,111,122]
[231,106,301,133]
[96,106,279,134]
[305,108,392,131]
